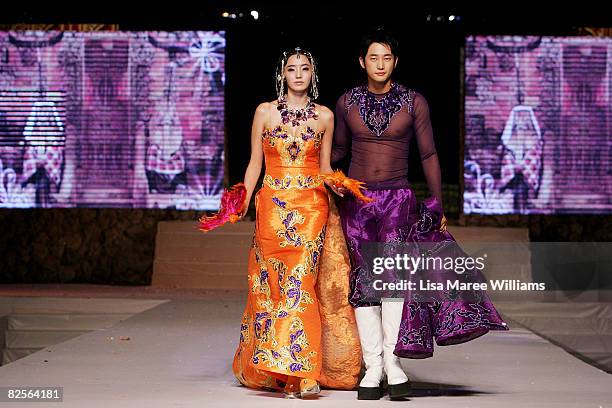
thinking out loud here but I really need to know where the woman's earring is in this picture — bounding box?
[310,79,318,100]
[277,74,285,99]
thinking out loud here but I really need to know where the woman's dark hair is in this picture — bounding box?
[359,27,400,60]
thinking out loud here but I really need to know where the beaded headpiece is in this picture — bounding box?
[275,47,319,100]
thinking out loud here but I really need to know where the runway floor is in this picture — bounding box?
[0,288,611,407]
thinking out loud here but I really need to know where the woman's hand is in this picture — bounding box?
[324,179,347,197]
[238,195,251,219]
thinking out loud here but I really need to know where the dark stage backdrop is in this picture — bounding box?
[223,22,464,214]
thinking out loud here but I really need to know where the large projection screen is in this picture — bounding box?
[464,36,610,215]
[0,31,225,210]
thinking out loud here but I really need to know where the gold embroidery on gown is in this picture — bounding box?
[232,123,361,390]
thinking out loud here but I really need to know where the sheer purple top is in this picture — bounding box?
[332,82,442,207]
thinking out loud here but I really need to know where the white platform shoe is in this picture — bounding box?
[354,306,385,400]
[382,301,412,399]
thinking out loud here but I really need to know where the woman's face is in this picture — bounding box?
[283,53,312,94]
[360,42,397,84]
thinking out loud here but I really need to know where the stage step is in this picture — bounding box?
[0,297,166,366]
[1,348,39,364]
[5,330,88,349]
[497,301,612,373]
[7,313,133,331]
[151,221,531,290]
[152,221,254,290]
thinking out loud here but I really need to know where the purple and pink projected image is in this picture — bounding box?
[0,31,225,210]
[464,36,611,214]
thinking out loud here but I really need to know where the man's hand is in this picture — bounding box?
[440,214,448,232]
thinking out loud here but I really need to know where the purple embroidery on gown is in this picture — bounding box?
[338,190,509,359]
[346,82,415,136]
[395,196,509,358]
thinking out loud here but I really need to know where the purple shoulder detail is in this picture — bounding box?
[349,82,416,136]
[345,86,367,112]
[406,88,416,115]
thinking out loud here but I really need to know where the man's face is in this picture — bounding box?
[359,42,397,84]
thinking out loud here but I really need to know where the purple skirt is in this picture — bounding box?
[339,188,509,359]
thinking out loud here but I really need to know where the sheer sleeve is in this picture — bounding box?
[413,93,444,210]
[331,94,350,166]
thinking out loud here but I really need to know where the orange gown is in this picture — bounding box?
[232,123,361,390]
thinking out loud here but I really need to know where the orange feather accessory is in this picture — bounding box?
[322,170,374,203]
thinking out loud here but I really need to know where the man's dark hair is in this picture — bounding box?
[359,27,400,60]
